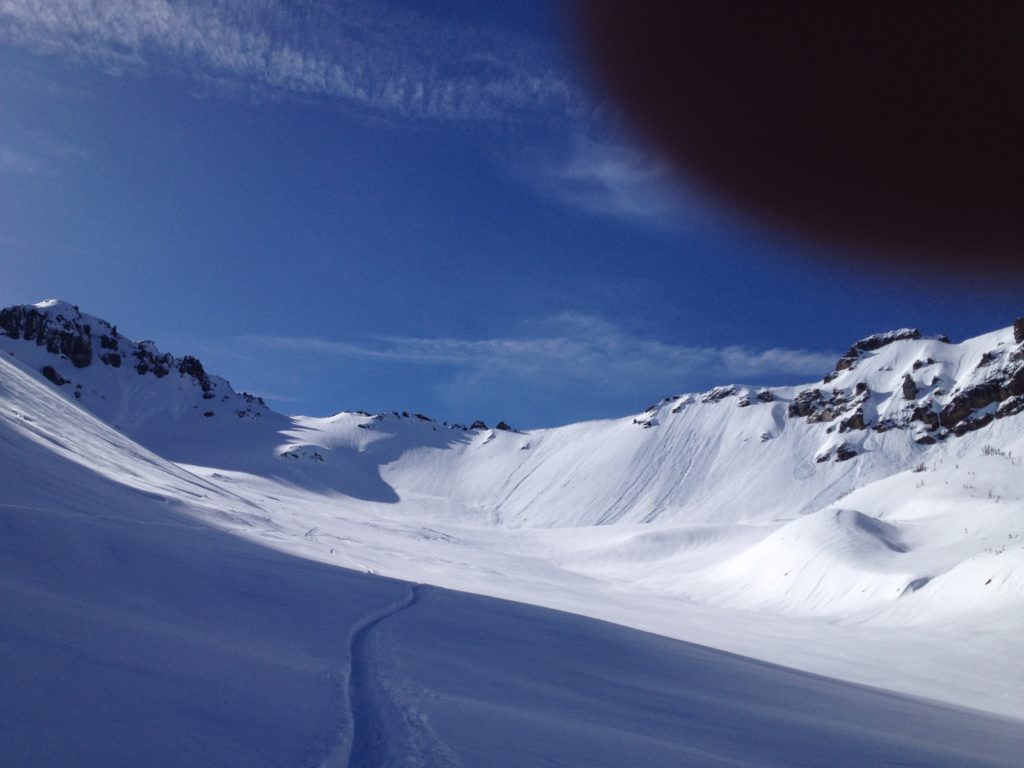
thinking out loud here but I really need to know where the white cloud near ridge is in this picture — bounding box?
[242,312,837,401]
[0,0,586,122]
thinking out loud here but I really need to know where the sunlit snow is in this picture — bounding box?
[2,300,1022,765]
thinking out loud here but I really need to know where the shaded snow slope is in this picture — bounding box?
[3,352,1024,766]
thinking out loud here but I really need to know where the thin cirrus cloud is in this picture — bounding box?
[242,313,838,399]
[0,0,585,122]
[0,0,705,227]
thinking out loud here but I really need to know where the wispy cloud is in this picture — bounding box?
[0,0,587,122]
[242,312,837,404]
[0,147,48,175]
[505,121,734,229]
[525,136,700,227]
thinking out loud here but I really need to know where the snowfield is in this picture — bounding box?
[2,300,1023,765]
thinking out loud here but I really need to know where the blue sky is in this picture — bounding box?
[0,0,1019,428]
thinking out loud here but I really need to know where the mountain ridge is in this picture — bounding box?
[5,298,1024,442]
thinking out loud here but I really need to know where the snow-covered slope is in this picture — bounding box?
[3,342,1024,767]
[2,298,1023,726]
[7,300,1022,528]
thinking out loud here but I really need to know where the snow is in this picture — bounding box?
[2,301,1024,764]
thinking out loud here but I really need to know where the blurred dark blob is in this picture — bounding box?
[579,2,1024,266]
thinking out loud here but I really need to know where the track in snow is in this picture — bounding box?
[343,584,460,768]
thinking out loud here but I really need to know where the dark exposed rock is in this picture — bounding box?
[177,355,206,380]
[815,452,830,463]
[996,395,1024,418]
[912,357,935,370]
[100,352,121,368]
[132,345,173,379]
[413,413,432,421]
[941,381,1004,425]
[976,350,1000,369]
[41,365,67,385]
[700,385,735,404]
[470,420,488,430]
[496,421,512,431]
[788,389,823,418]
[902,374,919,400]
[1015,317,1024,344]
[914,433,937,445]
[834,328,921,372]
[911,403,940,429]
[951,412,995,436]
[756,389,774,402]
[835,444,858,462]
[838,409,867,432]
[788,386,866,424]
[0,305,93,367]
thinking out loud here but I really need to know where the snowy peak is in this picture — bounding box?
[633,322,1024,458]
[0,299,270,426]
[828,327,932,376]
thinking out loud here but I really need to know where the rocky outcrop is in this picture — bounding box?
[838,409,867,432]
[833,328,923,373]
[0,304,93,368]
[41,365,67,385]
[0,301,268,420]
[788,385,870,426]
[700,386,736,404]
[902,374,919,400]
[835,444,858,462]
